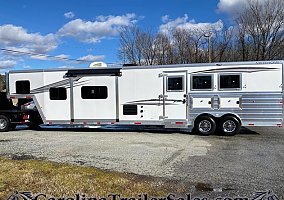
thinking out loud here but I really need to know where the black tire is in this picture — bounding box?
[194,115,216,136]
[219,116,241,136]
[0,115,10,132]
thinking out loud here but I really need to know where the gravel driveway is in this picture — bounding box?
[0,126,283,199]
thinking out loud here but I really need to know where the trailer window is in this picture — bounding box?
[81,86,108,99]
[219,74,241,89]
[49,87,67,100]
[167,76,183,91]
[16,80,30,94]
[123,105,137,115]
[192,75,212,90]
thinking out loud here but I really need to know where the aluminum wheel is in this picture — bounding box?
[0,118,7,130]
[223,120,236,133]
[198,119,212,133]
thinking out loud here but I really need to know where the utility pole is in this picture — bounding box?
[204,32,213,63]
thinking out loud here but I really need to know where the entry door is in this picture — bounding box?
[72,76,117,122]
[163,72,188,120]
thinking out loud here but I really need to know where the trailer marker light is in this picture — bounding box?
[134,122,141,125]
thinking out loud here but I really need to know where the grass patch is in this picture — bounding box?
[0,157,187,199]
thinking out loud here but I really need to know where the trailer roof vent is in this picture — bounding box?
[89,62,107,68]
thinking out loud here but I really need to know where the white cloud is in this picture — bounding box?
[159,14,223,35]
[161,15,170,23]
[54,54,69,60]
[22,65,32,69]
[58,13,137,43]
[57,65,75,69]
[0,24,58,54]
[0,60,17,68]
[217,0,247,14]
[64,12,75,19]
[217,0,274,16]
[30,55,48,60]
[78,54,105,62]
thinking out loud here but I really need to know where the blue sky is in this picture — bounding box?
[0,0,246,72]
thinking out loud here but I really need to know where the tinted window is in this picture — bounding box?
[167,77,183,91]
[192,75,212,90]
[16,80,30,94]
[123,105,137,115]
[49,87,67,100]
[220,75,241,89]
[81,86,108,99]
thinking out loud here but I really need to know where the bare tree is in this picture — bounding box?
[119,26,140,65]
[155,33,173,65]
[236,0,284,60]
[211,26,234,62]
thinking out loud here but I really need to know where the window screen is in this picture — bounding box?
[167,76,183,91]
[219,74,241,89]
[192,75,212,90]
[49,87,67,100]
[16,80,30,94]
[81,86,108,99]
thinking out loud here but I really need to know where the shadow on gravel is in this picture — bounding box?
[15,124,260,136]
[37,125,191,134]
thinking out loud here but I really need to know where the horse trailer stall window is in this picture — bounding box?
[167,76,184,91]
[16,80,30,94]
[49,87,67,100]
[81,86,108,99]
[192,75,213,90]
[219,74,241,89]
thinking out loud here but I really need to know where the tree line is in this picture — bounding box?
[119,0,284,65]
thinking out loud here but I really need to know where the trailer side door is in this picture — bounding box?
[162,71,188,127]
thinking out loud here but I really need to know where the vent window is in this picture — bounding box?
[49,87,67,100]
[16,80,30,94]
[81,86,108,99]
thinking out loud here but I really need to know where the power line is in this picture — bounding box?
[0,48,96,63]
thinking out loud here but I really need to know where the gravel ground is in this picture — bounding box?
[0,125,283,199]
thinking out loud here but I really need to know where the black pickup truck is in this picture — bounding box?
[0,92,28,132]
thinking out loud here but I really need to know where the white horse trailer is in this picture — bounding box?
[6,61,284,135]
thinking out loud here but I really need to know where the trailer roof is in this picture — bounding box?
[7,60,283,74]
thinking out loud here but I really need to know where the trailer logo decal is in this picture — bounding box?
[28,77,85,94]
[125,98,183,106]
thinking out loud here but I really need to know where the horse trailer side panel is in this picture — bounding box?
[119,68,163,122]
